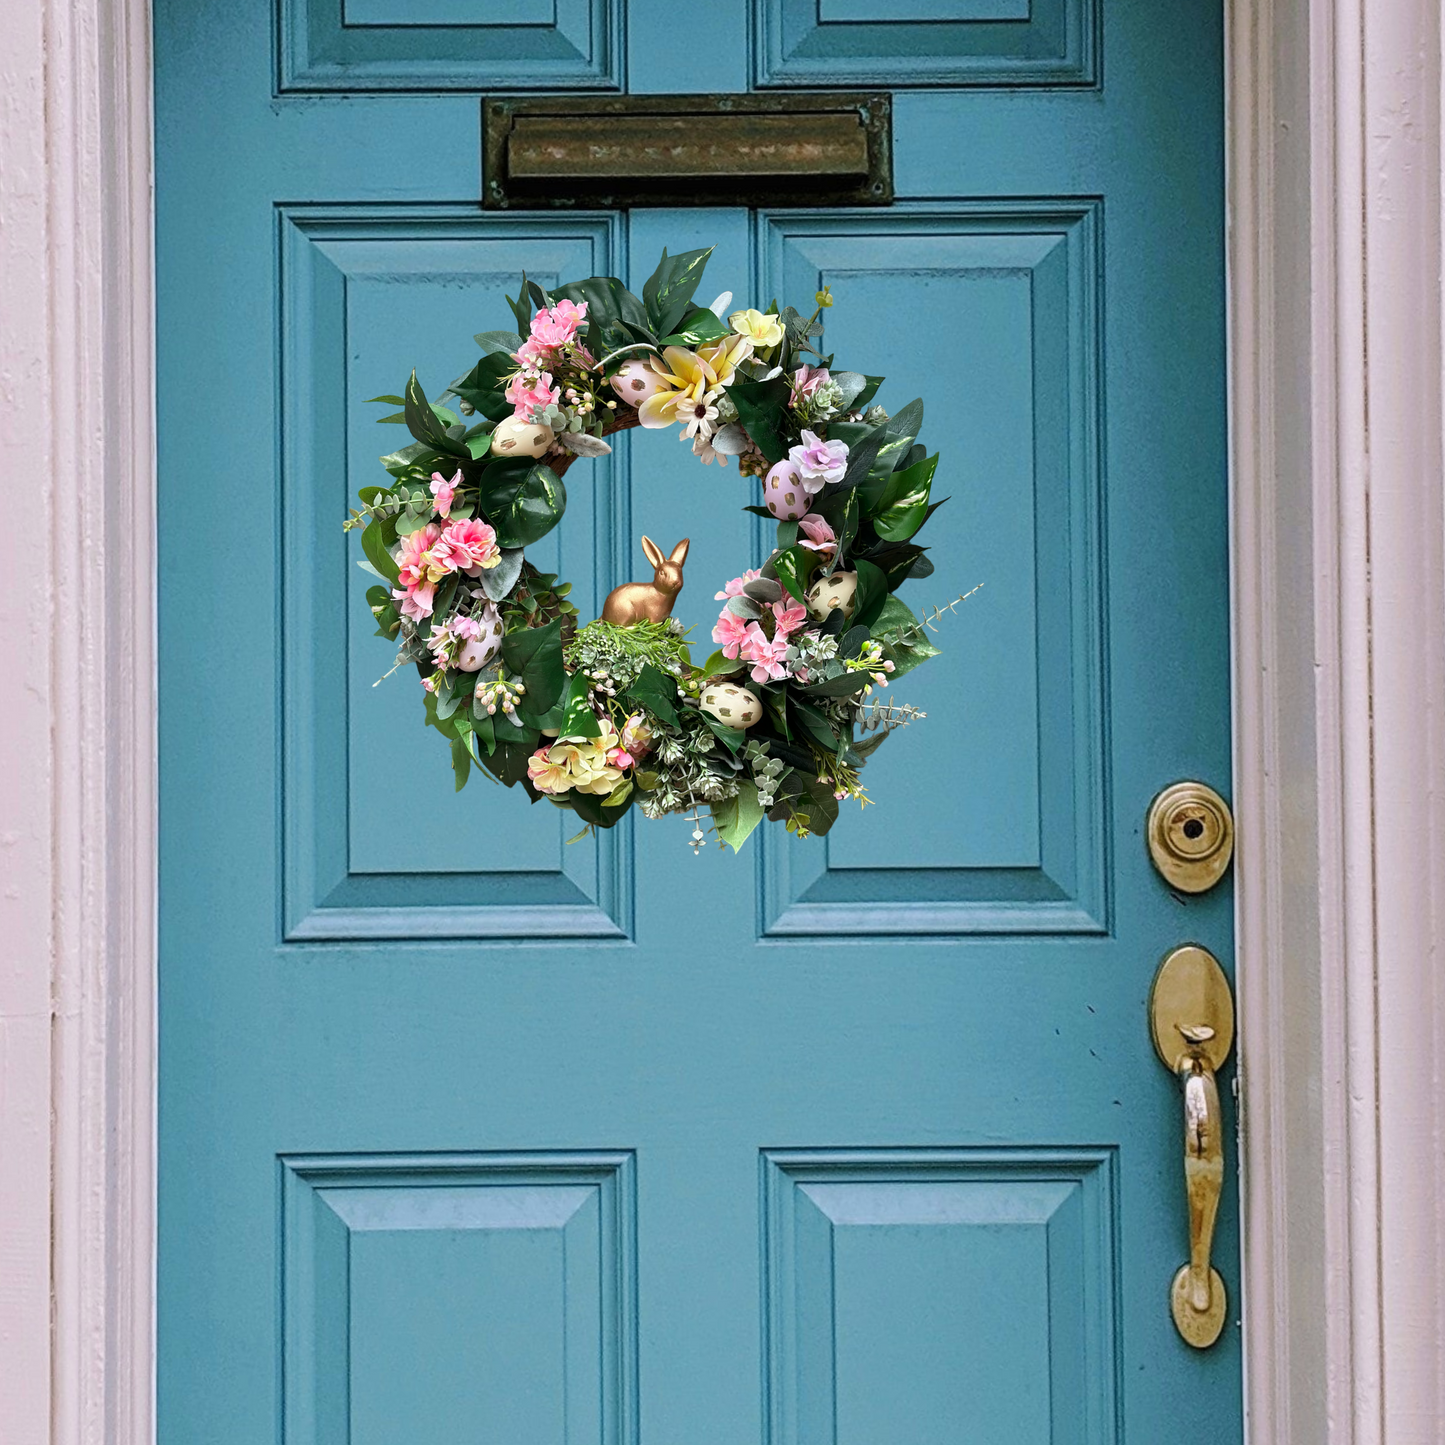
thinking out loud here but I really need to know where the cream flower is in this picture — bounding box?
[696,333,754,389]
[728,308,784,348]
[637,346,715,429]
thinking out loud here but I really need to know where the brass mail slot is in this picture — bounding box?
[483,94,892,210]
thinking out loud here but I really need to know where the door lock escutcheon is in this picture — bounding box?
[1147,781,1234,893]
[1149,944,1235,1348]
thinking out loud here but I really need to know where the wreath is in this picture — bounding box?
[345,246,967,850]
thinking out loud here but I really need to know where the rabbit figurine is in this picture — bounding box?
[601,536,689,626]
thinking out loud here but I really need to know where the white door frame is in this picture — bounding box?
[3,0,1442,1439]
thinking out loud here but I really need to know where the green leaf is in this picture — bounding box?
[700,648,745,680]
[801,669,870,698]
[380,440,442,477]
[728,377,792,465]
[700,713,746,754]
[658,306,729,347]
[852,557,889,630]
[772,544,818,604]
[365,393,406,406]
[473,329,524,355]
[452,351,516,423]
[712,780,766,852]
[601,778,634,808]
[471,709,496,755]
[641,246,714,336]
[479,547,525,602]
[448,735,471,790]
[557,671,601,740]
[788,696,840,751]
[360,521,399,583]
[500,614,566,712]
[478,460,567,549]
[775,518,799,551]
[404,371,469,459]
[868,398,923,480]
[872,452,938,541]
[623,662,680,728]
[852,374,885,410]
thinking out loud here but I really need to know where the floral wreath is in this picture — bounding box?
[345,246,967,850]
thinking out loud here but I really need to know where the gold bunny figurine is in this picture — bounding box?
[601,536,689,626]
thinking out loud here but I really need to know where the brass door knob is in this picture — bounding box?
[1147,781,1234,893]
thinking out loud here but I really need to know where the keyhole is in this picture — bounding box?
[1182,818,1205,840]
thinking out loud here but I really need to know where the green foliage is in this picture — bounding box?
[641,246,714,336]
[478,460,567,549]
[501,614,566,713]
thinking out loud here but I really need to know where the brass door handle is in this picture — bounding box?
[1150,946,1235,1348]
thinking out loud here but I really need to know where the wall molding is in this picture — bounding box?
[4,0,1444,1439]
[0,0,156,1440]
[1229,0,1445,1438]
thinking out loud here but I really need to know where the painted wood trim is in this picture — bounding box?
[0,0,157,1442]
[1229,0,1445,1438]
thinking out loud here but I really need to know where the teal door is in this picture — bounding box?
[157,4,1239,1441]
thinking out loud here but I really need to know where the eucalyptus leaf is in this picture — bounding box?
[556,431,612,456]
[474,329,524,355]
[480,547,525,602]
[742,576,784,604]
[710,423,750,456]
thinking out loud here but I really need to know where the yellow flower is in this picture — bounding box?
[815,287,834,309]
[638,346,714,429]
[697,333,754,388]
[728,308,784,348]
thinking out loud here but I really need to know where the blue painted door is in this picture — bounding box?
[157,4,1239,1443]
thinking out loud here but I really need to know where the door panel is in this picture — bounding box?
[156,2,1238,1441]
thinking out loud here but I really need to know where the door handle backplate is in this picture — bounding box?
[1149,944,1235,1348]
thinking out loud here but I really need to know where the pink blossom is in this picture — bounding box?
[392,524,450,621]
[712,609,751,658]
[797,513,837,557]
[714,567,762,601]
[441,517,500,575]
[429,468,460,518]
[529,299,588,349]
[790,365,831,401]
[505,369,561,420]
[788,428,849,492]
[771,599,808,638]
[609,747,636,769]
[740,622,790,683]
[450,614,483,640]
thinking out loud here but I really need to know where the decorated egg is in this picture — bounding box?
[762,459,809,521]
[489,417,554,459]
[699,681,763,730]
[456,605,503,671]
[609,358,670,407]
[805,570,858,622]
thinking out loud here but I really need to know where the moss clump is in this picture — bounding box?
[564,618,692,690]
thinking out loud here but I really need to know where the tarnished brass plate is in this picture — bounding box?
[483,93,892,210]
[1147,780,1235,893]
[1149,944,1234,1075]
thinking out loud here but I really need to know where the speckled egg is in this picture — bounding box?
[455,605,503,671]
[762,459,809,521]
[805,570,858,622]
[699,681,763,730]
[489,417,555,459]
[609,358,670,407]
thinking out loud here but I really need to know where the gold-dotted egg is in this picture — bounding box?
[489,417,555,458]
[804,570,858,622]
[699,681,763,729]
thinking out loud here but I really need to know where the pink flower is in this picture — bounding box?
[392,524,451,621]
[712,609,751,658]
[788,429,849,492]
[740,622,790,683]
[790,365,831,401]
[714,568,762,601]
[797,514,837,557]
[441,517,500,575]
[505,369,561,420]
[771,599,808,638]
[429,468,460,518]
[450,614,483,640]
[529,300,588,349]
[609,747,636,769]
